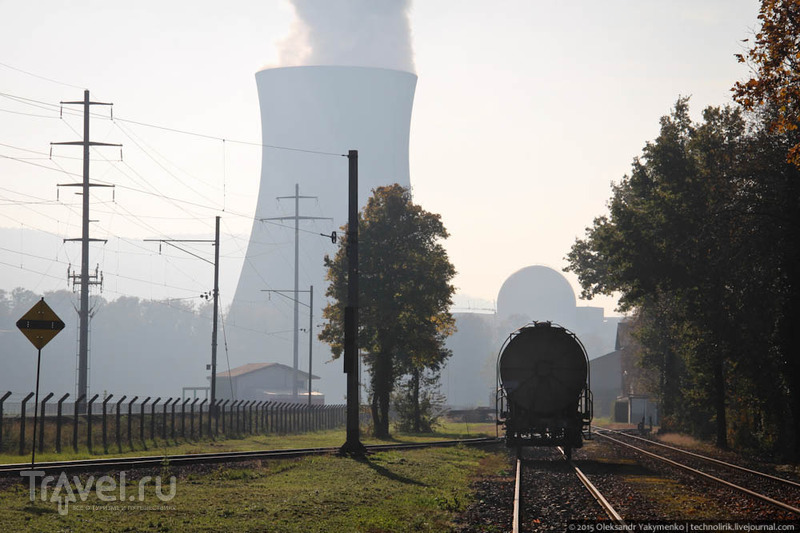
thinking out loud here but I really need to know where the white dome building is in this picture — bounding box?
[496,265,577,328]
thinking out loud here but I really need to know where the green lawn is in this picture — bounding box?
[0,442,507,532]
[0,421,497,465]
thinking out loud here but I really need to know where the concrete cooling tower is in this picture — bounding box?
[227,66,417,400]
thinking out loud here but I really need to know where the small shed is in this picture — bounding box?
[211,363,323,404]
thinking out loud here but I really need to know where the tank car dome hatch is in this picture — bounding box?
[496,265,577,326]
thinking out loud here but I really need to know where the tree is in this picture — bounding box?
[392,369,446,433]
[566,99,751,448]
[319,184,456,438]
[733,0,800,167]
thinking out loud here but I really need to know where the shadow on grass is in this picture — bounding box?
[23,502,57,516]
[354,456,429,487]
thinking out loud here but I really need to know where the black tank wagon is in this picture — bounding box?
[496,322,592,459]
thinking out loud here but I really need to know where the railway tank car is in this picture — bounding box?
[496,321,592,459]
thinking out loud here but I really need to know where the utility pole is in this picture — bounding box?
[53,90,119,406]
[262,286,315,405]
[308,284,313,406]
[340,149,366,455]
[261,184,330,402]
[145,216,220,435]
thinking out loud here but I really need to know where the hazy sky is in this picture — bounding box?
[0,0,760,317]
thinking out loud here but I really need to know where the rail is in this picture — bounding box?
[0,437,500,476]
[594,430,800,515]
[595,427,800,490]
[558,446,625,523]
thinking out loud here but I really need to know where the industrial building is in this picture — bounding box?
[212,362,323,404]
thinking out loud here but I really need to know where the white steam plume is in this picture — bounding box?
[277,0,415,73]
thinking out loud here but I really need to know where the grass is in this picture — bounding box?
[622,475,718,519]
[0,442,503,532]
[0,420,497,465]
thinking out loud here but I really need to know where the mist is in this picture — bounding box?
[277,0,416,73]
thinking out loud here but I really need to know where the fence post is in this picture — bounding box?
[19,392,34,455]
[181,398,190,440]
[235,401,241,434]
[219,400,228,435]
[190,398,199,439]
[55,393,69,453]
[199,399,207,439]
[115,395,126,454]
[170,398,179,441]
[254,401,262,434]
[140,397,150,449]
[73,394,85,453]
[102,394,114,454]
[127,396,138,451]
[171,398,179,440]
[150,398,161,443]
[161,397,172,441]
[235,401,242,434]
[37,392,54,454]
[87,394,99,454]
[0,391,11,452]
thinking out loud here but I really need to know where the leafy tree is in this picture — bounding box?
[566,99,751,448]
[733,0,800,167]
[392,369,446,433]
[319,184,456,438]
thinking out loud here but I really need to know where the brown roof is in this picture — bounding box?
[215,362,319,380]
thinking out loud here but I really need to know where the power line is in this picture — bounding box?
[113,116,346,158]
[0,154,82,177]
[0,89,346,157]
[0,61,86,90]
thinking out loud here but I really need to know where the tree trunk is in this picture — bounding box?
[370,350,392,439]
[370,393,381,438]
[713,357,727,449]
[412,368,420,433]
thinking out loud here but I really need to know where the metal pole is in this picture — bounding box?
[55,393,69,453]
[38,392,53,456]
[31,348,42,468]
[78,90,90,407]
[308,285,313,406]
[341,150,365,455]
[293,184,300,401]
[210,215,220,435]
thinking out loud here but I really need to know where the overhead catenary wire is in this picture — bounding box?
[1,84,344,324]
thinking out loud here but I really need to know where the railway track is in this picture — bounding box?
[0,437,499,476]
[593,427,800,516]
[511,447,625,532]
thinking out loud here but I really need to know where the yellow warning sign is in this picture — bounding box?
[16,298,65,350]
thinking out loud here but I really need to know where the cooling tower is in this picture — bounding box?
[227,66,417,399]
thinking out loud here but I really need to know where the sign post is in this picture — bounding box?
[16,298,65,469]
